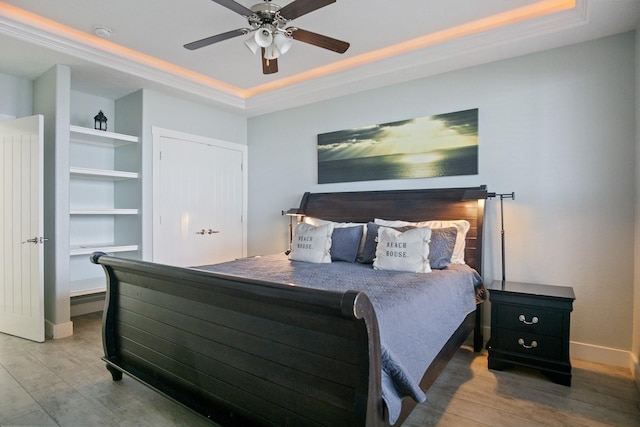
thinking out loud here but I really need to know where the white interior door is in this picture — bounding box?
[153,129,246,267]
[0,115,45,342]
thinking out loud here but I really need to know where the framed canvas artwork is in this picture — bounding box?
[317,108,478,184]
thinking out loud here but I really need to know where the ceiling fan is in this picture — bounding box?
[184,0,350,74]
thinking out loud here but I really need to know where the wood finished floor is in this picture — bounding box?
[0,312,638,426]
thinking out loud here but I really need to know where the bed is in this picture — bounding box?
[93,185,488,426]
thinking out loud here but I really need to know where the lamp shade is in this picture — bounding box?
[244,35,259,54]
[254,28,273,47]
[263,43,280,60]
[273,32,292,54]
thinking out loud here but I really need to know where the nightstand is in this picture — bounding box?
[487,280,575,386]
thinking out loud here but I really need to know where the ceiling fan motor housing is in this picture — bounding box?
[249,2,286,31]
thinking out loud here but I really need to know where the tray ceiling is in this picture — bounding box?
[0,0,638,115]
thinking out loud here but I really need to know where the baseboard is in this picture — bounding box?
[570,341,630,368]
[45,319,73,339]
[70,293,105,317]
[70,299,105,317]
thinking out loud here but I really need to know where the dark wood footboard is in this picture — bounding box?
[92,252,384,427]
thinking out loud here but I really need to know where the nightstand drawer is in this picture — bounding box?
[494,328,562,360]
[495,303,562,336]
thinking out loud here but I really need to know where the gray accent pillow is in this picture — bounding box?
[330,225,364,263]
[358,222,382,264]
[428,227,457,269]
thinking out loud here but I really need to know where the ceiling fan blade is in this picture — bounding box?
[279,0,335,20]
[184,28,248,50]
[289,28,350,54]
[211,0,254,17]
[261,48,278,74]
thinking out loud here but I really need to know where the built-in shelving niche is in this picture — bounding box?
[69,125,140,297]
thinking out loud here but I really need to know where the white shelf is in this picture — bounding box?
[70,209,138,215]
[70,125,138,147]
[70,278,106,298]
[70,167,138,180]
[70,243,139,256]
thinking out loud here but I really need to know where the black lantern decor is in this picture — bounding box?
[94,110,107,131]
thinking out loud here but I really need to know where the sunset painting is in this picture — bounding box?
[317,108,478,184]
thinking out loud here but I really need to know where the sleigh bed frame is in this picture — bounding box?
[93,185,488,426]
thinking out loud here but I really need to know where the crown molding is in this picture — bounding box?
[0,10,248,111]
[245,0,589,116]
[0,1,590,116]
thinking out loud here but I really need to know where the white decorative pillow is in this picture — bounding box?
[289,222,334,263]
[373,226,432,273]
[374,218,470,265]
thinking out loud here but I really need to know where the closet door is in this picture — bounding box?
[153,129,246,267]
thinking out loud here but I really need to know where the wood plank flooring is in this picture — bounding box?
[0,312,638,426]
[405,345,640,426]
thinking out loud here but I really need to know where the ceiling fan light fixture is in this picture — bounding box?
[273,32,292,55]
[254,28,273,48]
[244,35,260,54]
[263,43,280,60]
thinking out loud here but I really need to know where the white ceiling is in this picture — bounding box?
[0,0,638,116]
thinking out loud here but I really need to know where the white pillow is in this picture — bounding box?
[373,226,432,273]
[304,217,364,230]
[289,222,334,263]
[374,218,470,265]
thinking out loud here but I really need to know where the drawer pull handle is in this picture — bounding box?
[518,314,539,325]
[518,338,538,349]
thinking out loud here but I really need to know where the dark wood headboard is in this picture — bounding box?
[297,186,488,274]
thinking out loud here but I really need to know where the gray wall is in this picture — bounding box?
[248,33,636,355]
[70,90,116,130]
[0,73,32,119]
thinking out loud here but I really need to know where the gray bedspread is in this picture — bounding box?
[195,254,483,424]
